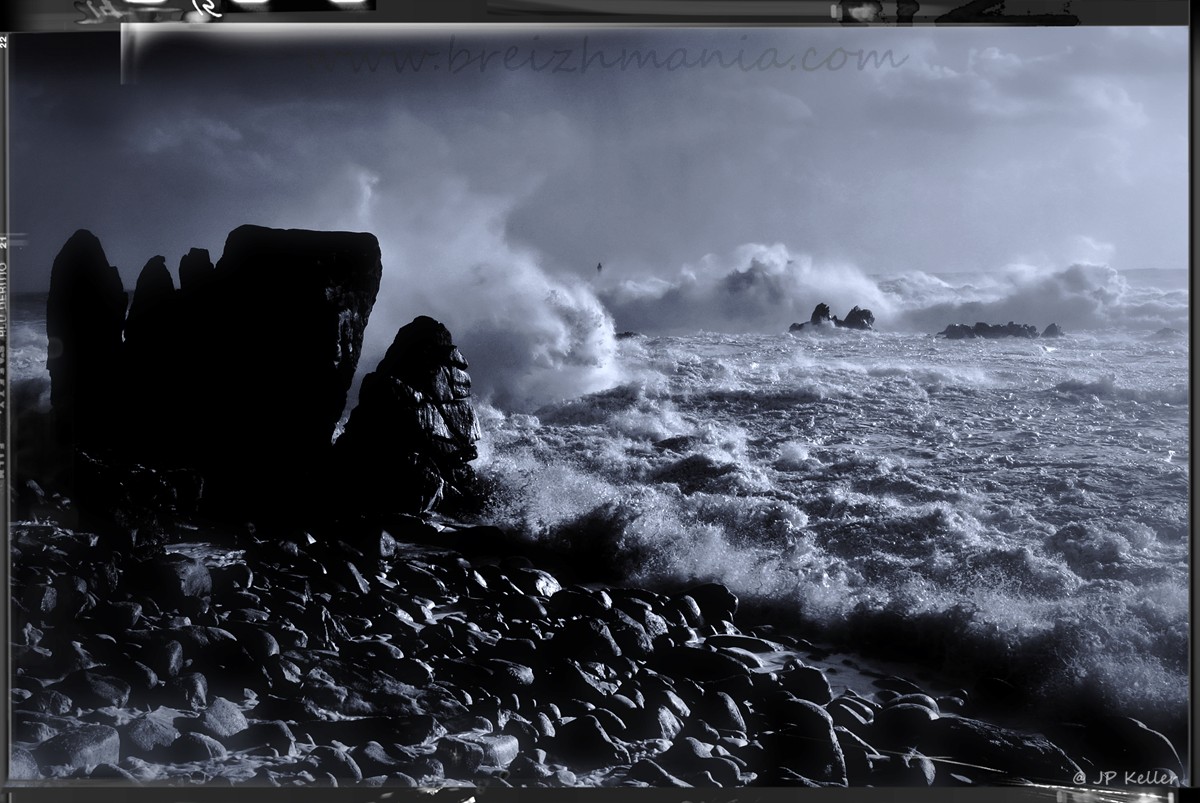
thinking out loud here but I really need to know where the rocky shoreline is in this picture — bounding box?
[10,509,1185,789]
[11,225,1186,790]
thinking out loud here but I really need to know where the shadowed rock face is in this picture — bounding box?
[335,316,482,515]
[46,225,384,521]
[46,230,129,451]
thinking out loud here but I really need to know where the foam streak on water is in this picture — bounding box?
[478,327,1189,726]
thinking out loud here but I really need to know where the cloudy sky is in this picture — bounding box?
[9,25,1188,337]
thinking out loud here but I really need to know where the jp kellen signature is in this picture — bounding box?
[1074,769,1180,786]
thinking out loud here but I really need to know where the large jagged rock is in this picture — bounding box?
[335,316,481,515]
[141,225,383,518]
[43,226,383,522]
[46,230,129,452]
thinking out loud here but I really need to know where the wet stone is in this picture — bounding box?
[553,619,622,663]
[874,675,926,696]
[701,691,746,732]
[88,762,137,781]
[546,589,609,619]
[198,697,249,740]
[10,747,42,780]
[101,601,143,630]
[17,720,58,744]
[829,700,872,732]
[706,634,781,653]
[919,716,1081,785]
[886,693,940,715]
[59,671,130,709]
[768,699,847,785]
[626,758,690,787]
[120,710,180,758]
[34,724,120,769]
[168,673,208,711]
[835,725,881,783]
[463,734,520,768]
[628,705,683,741]
[310,745,363,781]
[872,750,936,786]
[869,703,939,750]
[170,732,228,762]
[352,742,403,776]
[435,736,486,776]
[228,720,297,755]
[779,665,832,705]
[682,583,739,625]
[149,639,185,679]
[508,568,562,598]
[25,690,74,717]
[552,715,628,771]
[507,751,553,781]
[482,659,535,690]
[651,646,749,682]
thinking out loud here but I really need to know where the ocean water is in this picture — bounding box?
[476,324,1189,726]
[8,263,1190,734]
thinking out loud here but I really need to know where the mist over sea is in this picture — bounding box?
[10,258,1189,734]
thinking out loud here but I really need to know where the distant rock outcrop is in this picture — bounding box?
[939,322,1039,340]
[46,230,129,452]
[1041,323,1064,338]
[841,306,875,331]
[335,316,482,516]
[789,303,875,333]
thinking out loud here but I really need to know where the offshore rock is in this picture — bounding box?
[789,303,875,332]
[335,316,482,515]
[1041,323,1064,338]
[939,321,1040,339]
[841,306,875,331]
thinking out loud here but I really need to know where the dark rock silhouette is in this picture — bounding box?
[148,225,383,518]
[789,303,875,332]
[44,225,383,522]
[125,256,176,338]
[46,230,129,453]
[939,322,1039,340]
[1041,323,1064,338]
[177,248,215,292]
[335,316,482,516]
